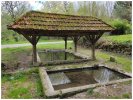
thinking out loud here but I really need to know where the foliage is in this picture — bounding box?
[40,1,114,22]
[1,1,31,43]
[40,1,75,14]
[110,19,131,35]
[1,1,31,20]
[2,1,131,43]
[113,1,132,22]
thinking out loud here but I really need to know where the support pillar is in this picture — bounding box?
[91,44,96,60]
[33,44,37,63]
[64,37,67,50]
[22,34,40,64]
[64,52,67,60]
[72,36,80,52]
[74,37,77,52]
[63,36,67,60]
[86,33,103,60]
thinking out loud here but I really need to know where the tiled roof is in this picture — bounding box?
[8,11,114,32]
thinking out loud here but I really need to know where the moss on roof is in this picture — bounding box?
[8,11,114,32]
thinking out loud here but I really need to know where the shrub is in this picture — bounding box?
[110,19,131,35]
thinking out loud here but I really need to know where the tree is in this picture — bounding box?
[40,1,64,14]
[113,1,132,21]
[1,1,31,43]
[76,1,114,21]
[2,1,31,21]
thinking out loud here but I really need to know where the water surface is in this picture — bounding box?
[48,67,129,90]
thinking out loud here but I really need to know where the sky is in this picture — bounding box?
[28,1,44,10]
[28,0,77,10]
[28,0,114,15]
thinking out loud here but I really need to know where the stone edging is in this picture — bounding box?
[39,66,132,98]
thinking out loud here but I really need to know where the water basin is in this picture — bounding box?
[48,66,131,90]
[38,50,82,62]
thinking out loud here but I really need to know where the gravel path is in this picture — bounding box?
[2,41,72,48]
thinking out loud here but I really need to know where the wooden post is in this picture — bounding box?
[86,33,103,60]
[32,35,37,63]
[74,37,77,52]
[33,44,37,63]
[63,37,67,60]
[64,52,67,60]
[91,43,96,60]
[64,37,67,50]
[22,34,40,64]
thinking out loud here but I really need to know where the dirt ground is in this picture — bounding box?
[2,51,32,73]
[66,81,132,99]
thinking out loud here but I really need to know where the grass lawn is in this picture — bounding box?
[2,39,64,45]
[1,68,44,99]
[2,42,73,65]
[96,50,131,72]
[2,42,72,61]
[1,42,132,99]
[102,34,132,44]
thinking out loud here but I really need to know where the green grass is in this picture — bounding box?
[96,50,131,72]
[8,87,31,99]
[1,68,44,99]
[2,42,73,63]
[2,47,31,67]
[2,39,64,45]
[1,42,131,98]
[107,93,131,99]
[37,41,73,50]
[2,41,131,73]
[102,34,132,44]
[87,88,94,95]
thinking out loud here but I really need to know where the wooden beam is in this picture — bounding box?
[22,34,41,64]
[22,34,33,44]
[14,29,109,37]
[36,36,41,43]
